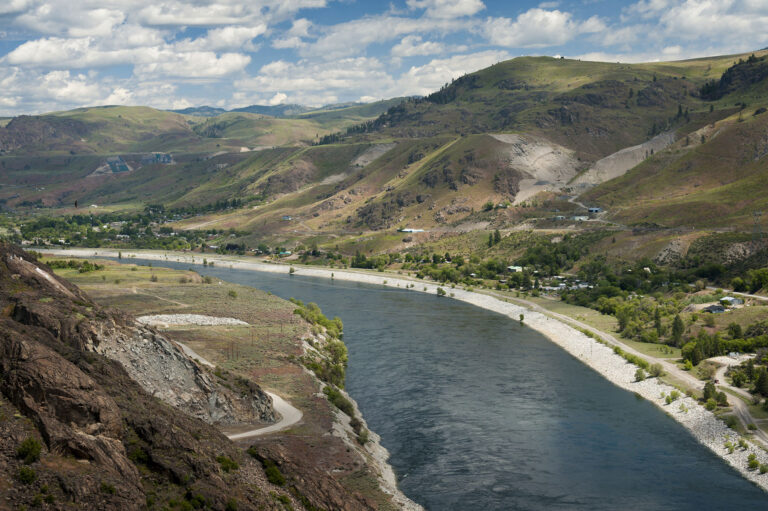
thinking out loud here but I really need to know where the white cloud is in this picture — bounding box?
[406,0,485,19]
[268,92,288,105]
[300,15,467,59]
[135,51,251,78]
[391,35,446,57]
[15,2,126,37]
[176,25,267,52]
[272,18,313,48]
[484,9,605,48]
[394,50,509,96]
[235,57,394,106]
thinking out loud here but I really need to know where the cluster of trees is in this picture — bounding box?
[515,233,606,277]
[487,229,501,247]
[731,268,768,294]
[291,299,347,388]
[46,259,103,273]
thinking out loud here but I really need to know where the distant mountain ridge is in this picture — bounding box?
[171,101,387,118]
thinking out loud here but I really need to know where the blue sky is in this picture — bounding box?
[0,0,766,115]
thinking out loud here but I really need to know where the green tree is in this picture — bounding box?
[493,229,501,245]
[703,381,717,401]
[488,233,494,248]
[671,314,685,346]
[654,308,663,336]
[755,369,768,397]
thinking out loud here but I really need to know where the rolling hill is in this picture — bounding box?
[2,50,768,257]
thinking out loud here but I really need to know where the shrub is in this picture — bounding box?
[150,274,158,282]
[225,499,238,511]
[357,428,369,445]
[749,458,760,470]
[749,423,758,431]
[739,438,749,450]
[216,455,239,473]
[670,390,681,401]
[16,437,41,464]
[436,287,446,296]
[323,386,354,417]
[684,360,693,371]
[635,368,646,382]
[761,464,768,475]
[100,482,116,494]
[228,290,237,298]
[17,466,36,484]
[717,391,729,406]
[649,363,664,377]
[705,399,717,411]
[260,459,286,486]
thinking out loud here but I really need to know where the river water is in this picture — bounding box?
[129,259,767,510]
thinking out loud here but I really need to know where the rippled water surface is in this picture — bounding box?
[129,259,768,510]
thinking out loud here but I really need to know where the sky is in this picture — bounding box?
[0,0,766,116]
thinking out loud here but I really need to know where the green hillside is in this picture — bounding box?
[3,50,768,256]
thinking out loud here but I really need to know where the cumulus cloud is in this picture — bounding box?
[406,0,485,19]
[235,57,394,106]
[300,15,467,59]
[485,9,606,48]
[394,50,509,96]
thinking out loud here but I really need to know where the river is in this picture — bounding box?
[127,258,767,510]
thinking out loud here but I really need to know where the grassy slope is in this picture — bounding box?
[583,103,768,228]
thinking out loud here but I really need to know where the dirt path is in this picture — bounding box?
[711,357,768,446]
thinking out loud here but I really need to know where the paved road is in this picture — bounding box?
[176,340,303,439]
[706,286,768,302]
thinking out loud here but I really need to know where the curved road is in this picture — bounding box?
[175,340,303,439]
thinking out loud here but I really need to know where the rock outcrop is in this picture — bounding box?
[0,244,286,509]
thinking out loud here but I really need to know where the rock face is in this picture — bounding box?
[0,244,287,510]
[4,249,274,426]
[94,323,275,425]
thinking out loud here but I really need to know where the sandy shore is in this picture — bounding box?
[42,248,768,493]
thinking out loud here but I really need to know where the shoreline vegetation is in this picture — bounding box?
[39,247,768,494]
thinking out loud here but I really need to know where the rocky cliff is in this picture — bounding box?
[0,243,315,509]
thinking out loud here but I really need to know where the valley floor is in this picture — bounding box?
[41,247,768,495]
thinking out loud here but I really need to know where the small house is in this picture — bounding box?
[398,228,425,233]
[554,215,566,220]
[588,207,602,214]
[282,215,293,221]
[720,296,744,306]
[572,215,589,221]
[703,304,726,314]
[507,266,523,273]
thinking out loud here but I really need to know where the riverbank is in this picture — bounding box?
[40,248,768,493]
